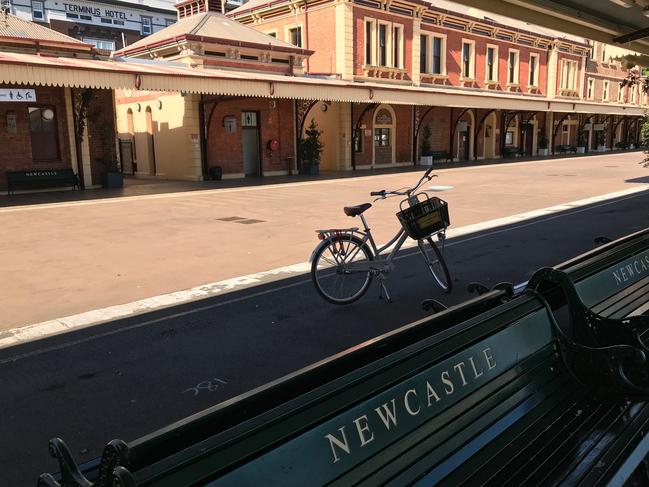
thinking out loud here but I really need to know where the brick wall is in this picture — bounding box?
[206,98,294,175]
[86,88,118,185]
[0,85,72,190]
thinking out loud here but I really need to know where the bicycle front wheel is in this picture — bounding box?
[418,237,452,293]
[311,235,374,305]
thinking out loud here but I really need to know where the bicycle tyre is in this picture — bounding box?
[418,237,452,293]
[311,235,374,305]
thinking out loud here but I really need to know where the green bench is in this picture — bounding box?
[39,279,649,486]
[6,169,80,195]
[557,145,577,154]
[430,151,452,163]
[528,229,649,388]
[503,146,522,158]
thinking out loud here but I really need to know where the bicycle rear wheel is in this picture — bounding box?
[311,235,374,305]
[418,237,452,293]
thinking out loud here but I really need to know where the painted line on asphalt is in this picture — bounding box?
[0,151,640,213]
[0,184,647,355]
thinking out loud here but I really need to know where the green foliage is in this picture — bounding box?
[300,119,324,165]
[576,127,586,147]
[420,124,432,157]
[539,127,548,150]
[641,114,649,168]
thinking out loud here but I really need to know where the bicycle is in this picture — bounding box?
[310,167,452,305]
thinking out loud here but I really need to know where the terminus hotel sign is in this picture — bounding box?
[62,2,128,20]
[213,313,553,486]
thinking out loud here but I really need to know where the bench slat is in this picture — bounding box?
[590,276,649,317]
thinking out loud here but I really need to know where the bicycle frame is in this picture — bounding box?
[347,213,410,273]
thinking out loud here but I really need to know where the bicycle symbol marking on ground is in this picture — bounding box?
[182,378,228,396]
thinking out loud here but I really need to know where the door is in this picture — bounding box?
[458,130,469,161]
[523,124,534,156]
[241,111,261,177]
[119,139,135,175]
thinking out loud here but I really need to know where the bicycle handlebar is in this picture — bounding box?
[371,170,438,199]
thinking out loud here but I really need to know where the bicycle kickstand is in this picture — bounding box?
[378,279,393,304]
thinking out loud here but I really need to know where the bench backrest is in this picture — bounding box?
[555,229,649,308]
[6,169,76,182]
[114,296,558,486]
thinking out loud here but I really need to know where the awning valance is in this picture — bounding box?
[0,52,645,117]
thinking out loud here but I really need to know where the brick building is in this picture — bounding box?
[0,12,118,191]
[102,0,646,182]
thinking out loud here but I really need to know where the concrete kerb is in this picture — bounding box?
[1,183,647,351]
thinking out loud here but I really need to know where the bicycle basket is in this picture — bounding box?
[396,194,450,240]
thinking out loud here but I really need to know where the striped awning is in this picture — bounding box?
[0,52,645,117]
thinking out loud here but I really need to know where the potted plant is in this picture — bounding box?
[97,156,124,188]
[576,128,586,154]
[538,128,549,156]
[597,131,607,152]
[419,125,433,166]
[300,119,324,176]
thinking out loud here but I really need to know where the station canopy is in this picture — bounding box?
[445,0,649,57]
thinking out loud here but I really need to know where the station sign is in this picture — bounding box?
[0,89,36,102]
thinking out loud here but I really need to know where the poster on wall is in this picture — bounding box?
[0,89,36,102]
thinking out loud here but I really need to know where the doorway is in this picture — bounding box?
[458,130,470,161]
[145,107,156,176]
[119,139,135,175]
[242,111,261,177]
[522,123,534,156]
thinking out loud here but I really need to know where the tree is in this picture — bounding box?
[300,119,324,165]
[641,114,649,168]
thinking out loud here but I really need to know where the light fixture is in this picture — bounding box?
[643,7,649,17]
[41,108,55,122]
[609,0,635,7]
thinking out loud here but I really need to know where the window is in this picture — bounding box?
[432,36,444,75]
[166,19,175,27]
[392,25,403,68]
[631,86,637,103]
[462,41,474,79]
[420,34,428,73]
[378,24,388,67]
[288,26,302,47]
[560,59,578,91]
[529,53,539,87]
[31,1,44,21]
[141,16,152,35]
[365,20,375,65]
[508,50,519,84]
[601,44,606,63]
[587,78,594,99]
[374,128,390,147]
[29,106,59,161]
[618,86,623,103]
[83,38,116,51]
[486,46,497,82]
[603,80,610,101]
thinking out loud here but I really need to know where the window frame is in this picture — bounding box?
[420,33,429,74]
[392,23,404,69]
[286,25,303,48]
[507,48,520,85]
[461,39,475,80]
[431,34,446,75]
[83,37,116,51]
[587,78,594,100]
[560,59,578,91]
[364,18,376,66]
[141,16,153,35]
[602,80,610,101]
[485,44,498,83]
[528,53,539,88]
[374,127,391,147]
[28,104,61,162]
[31,0,45,21]
[377,21,391,67]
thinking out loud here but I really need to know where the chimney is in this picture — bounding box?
[176,0,222,20]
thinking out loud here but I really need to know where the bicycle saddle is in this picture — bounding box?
[344,203,372,217]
